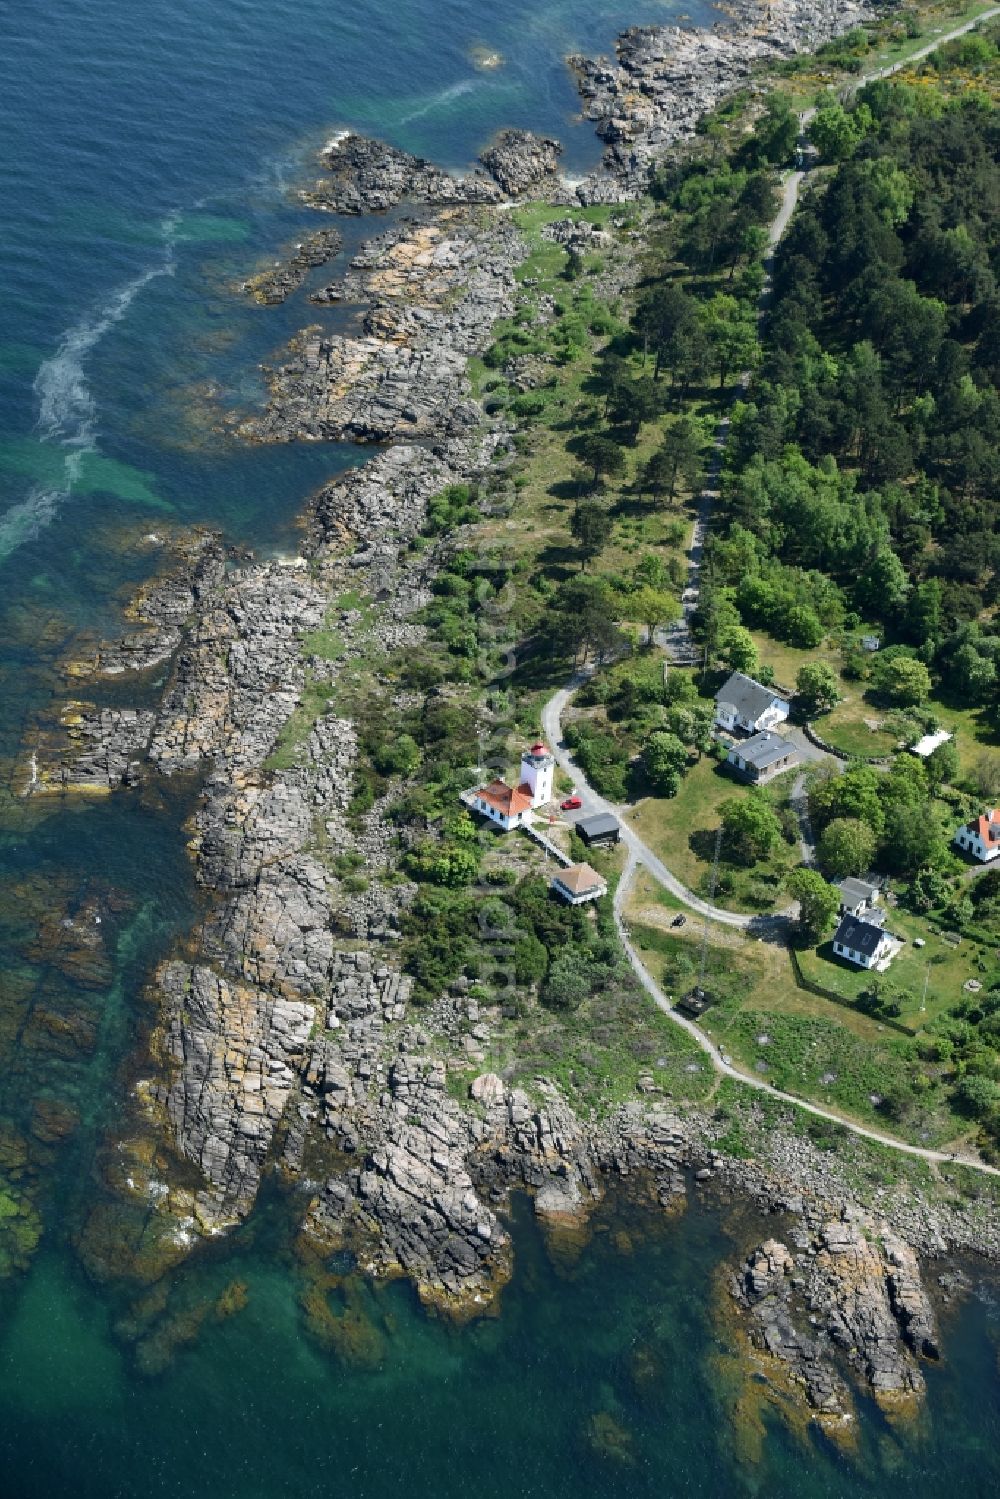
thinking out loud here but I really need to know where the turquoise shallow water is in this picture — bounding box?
[1,0,1000,1491]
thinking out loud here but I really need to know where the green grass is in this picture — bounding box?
[709,1076,964,1202]
[505,978,715,1116]
[745,625,1000,773]
[263,676,332,772]
[797,906,983,1030]
[820,693,900,758]
[625,879,975,1147]
[302,625,345,662]
[626,755,800,913]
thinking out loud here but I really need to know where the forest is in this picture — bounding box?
[709,40,1000,704]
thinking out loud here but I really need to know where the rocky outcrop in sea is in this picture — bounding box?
[241,226,343,305]
[301,128,563,216]
[731,1211,940,1423]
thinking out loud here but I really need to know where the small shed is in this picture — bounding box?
[576,812,620,848]
[551,863,607,906]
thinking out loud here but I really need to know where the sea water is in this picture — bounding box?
[1,1,998,1492]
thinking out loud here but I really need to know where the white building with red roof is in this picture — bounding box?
[954,809,1000,863]
[464,743,556,832]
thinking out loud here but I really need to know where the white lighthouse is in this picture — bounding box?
[520,742,555,808]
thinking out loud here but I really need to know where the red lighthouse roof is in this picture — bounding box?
[528,742,549,755]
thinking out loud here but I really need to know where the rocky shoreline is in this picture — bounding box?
[570,0,883,200]
[22,0,1000,1431]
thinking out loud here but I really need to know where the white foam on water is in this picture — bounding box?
[0,211,180,563]
[247,142,311,199]
[400,78,476,125]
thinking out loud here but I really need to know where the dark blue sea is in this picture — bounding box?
[1,0,999,1493]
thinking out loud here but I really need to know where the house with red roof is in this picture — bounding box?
[464,743,556,832]
[954,809,1000,863]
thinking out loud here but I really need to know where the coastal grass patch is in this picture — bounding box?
[709,1076,1000,1222]
[820,683,1000,769]
[704,1004,960,1147]
[263,675,332,772]
[302,622,345,662]
[819,692,901,759]
[505,978,715,1117]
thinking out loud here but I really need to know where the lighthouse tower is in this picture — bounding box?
[520,742,555,808]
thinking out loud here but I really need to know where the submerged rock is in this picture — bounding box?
[241,226,343,305]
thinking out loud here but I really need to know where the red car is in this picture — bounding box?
[560,795,583,811]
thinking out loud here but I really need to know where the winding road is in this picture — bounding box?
[544,683,1000,1179]
[541,679,780,932]
[538,9,1000,1180]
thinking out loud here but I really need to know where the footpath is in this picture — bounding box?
[540,8,1000,1179]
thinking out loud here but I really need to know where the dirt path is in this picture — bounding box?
[538,10,1000,1179]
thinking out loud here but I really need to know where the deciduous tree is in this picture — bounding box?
[787,868,842,941]
[795,661,840,717]
[817,816,876,878]
[720,793,782,865]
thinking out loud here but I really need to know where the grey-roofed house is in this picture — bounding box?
[837,877,881,919]
[576,812,620,848]
[725,729,800,785]
[832,914,895,971]
[714,672,790,735]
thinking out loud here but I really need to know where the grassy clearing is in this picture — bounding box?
[625,754,800,912]
[624,872,982,1146]
[746,625,1000,771]
[504,980,716,1116]
[797,905,988,1030]
[263,676,332,771]
[631,916,964,1145]
[820,692,900,758]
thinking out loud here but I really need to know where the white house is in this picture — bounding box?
[836,877,881,919]
[832,914,896,971]
[466,779,535,832]
[714,672,790,735]
[954,809,1000,863]
[464,743,556,833]
[725,729,799,785]
[551,863,607,905]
